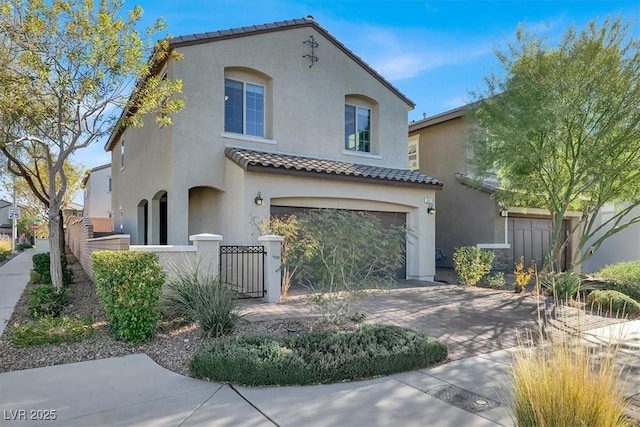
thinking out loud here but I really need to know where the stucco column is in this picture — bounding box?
[258,234,284,303]
[189,233,223,277]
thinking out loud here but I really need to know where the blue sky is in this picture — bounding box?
[68,0,638,193]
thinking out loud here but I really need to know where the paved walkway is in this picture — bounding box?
[1,253,639,426]
[0,249,33,336]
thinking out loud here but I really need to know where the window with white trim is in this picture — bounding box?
[224,78,265,137]
[344,104,371,153]
[408,135,420,170]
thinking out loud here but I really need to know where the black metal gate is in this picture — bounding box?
[219,245,265,298]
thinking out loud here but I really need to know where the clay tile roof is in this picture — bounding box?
[225,147,443,188]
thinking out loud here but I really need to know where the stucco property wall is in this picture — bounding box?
[582,204,640,273]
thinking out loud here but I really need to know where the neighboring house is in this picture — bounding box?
[81,164,113,219]
[62,201,83,222]
[104,17,443,281]
[582,203,640,273]
[0,199,15,237]
[409,106,581,271]
[0,199,29,238]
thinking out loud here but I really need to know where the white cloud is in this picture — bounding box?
[329,21,494,82]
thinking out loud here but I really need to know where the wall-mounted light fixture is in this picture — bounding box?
[427,203,436,215]
[500,210,509,217]
[254,191,264,206]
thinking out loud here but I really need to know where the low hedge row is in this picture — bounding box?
[190,324,448,386]
[92,251,165,343]
[587,290,640,317]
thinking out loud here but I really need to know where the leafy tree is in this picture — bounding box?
[469,17,640,271]
[1,157,83,240]
[0,0,183,289]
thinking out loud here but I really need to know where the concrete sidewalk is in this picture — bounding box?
[0,249,34,336]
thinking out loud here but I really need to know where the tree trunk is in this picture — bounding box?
[48,210,64,290]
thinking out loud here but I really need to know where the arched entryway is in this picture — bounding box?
[188,186,222,236]
[136,199,148,245]
[152,191,168,245]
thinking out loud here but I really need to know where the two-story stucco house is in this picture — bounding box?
[81,164,112,219]
[105,17,443,281]
[409,106,581,271]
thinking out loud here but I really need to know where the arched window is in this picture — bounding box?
[344,94,378,154]
[224,67,272,139]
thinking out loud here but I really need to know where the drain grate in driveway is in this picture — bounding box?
[424,384,500,413]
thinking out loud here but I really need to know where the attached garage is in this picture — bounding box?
[508,217,567,270]
[271,205,407,278]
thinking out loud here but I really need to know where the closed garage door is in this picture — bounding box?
[270,206,407,279]
[509,217,567,270]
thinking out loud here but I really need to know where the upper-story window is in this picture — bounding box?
[408,135,420,170]
[344,104,371,152]
[120,140,125,170]
[224,78,265,137]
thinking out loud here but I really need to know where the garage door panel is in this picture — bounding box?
[271,205,407,279]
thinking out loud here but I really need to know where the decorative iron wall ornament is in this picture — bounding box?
[303,35,318,67]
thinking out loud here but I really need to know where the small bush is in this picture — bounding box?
[92,251,165,343]
[587,290,640,316]
[597,261,640,302]
[190,324,448,386]
[27,284,69,318]
[32,252,72,286]
[162,265,245,338]
[597,260,640,286]
[9,315,94,346]
[541,272,582,300]
[16,242,32,251]
[453,246,494,286]
[486,272,506,289]
[511,332,631,427]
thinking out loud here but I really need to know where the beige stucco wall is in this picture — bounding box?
[582,204,640,273]
[410,116,500,267]
[112,26,416,248]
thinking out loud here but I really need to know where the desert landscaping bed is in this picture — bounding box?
[0,255,354,375]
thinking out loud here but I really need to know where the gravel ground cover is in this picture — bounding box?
[0,255,351,375]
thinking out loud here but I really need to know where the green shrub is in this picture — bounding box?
[603,282,640,303]
[27,284,69,318]
[162,265,246,338]
[541,272,583,300]
[597,260,640,285]
[587,290,640,316]
[597,261,640,302]
[453,246,494,286]
[486,272,506,289]
[16,242,32,251]
[9,315,94,346]
[31,252,72,286]
[190,324,448,386]
[92,251,165,343]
